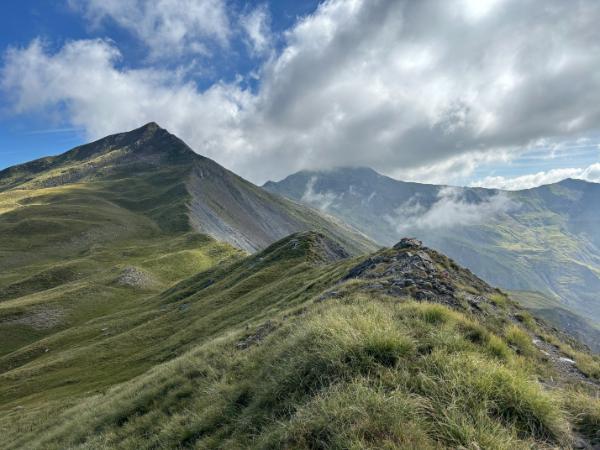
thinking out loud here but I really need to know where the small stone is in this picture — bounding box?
[364,283,384,290]
[558,357,576,364]
[415,290,434,301]
[317,291,339,302]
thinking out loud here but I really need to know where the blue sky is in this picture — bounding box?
[1,0,600,189]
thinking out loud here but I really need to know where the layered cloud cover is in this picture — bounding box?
[2,0,600,185]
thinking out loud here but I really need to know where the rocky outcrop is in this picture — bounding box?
[116,267,156,289]
[344,241,493,308]
[393,237,422,249]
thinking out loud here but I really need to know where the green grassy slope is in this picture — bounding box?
[0,124,242,415]
[0,129,244,359]
[0,169,242,394]
[1,233,598,449]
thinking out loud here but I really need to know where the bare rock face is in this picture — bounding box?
[393,237,422,250]
[343,242,495,310]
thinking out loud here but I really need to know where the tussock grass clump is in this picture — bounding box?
[250,302,416,416]
[417,303,454,324]
[265,379,434,449]
[489,292,509,309]
[486,333,512,360]
[409,351,568,447]
[563,349,600,380]
[562,389,600,445]
[506,324,536,356]
[514,311,537,330]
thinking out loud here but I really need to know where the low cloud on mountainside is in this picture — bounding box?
[297,175,516,233]
[301,176,340,211]
[2,0,600,185]
[385,187,516,234]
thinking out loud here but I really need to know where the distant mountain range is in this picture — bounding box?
[264,167,600,351]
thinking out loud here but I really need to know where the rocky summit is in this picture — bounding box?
[344,243,461,304]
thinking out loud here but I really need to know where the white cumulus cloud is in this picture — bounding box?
[69,0,230,58]
[241,5,272,56]
[1,39,253,163]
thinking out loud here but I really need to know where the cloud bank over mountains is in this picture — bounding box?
[385,187,516,233]
[2,0,600,185]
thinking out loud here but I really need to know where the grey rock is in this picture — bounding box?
[393,238,422,249]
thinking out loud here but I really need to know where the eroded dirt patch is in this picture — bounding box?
[1,306,65,330]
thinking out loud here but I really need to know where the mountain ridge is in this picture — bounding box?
[265,166,600,192]
[0,123,375,254]
[0,122,196,191]
[0,123,373,381]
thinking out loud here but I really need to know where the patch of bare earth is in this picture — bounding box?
[1,306,64,330]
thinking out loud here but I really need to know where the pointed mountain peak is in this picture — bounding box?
[129,122,169,141]
[117,121,168,144]
[140,121,162,131]
[72,121,197,163]
[0,122,197,191]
